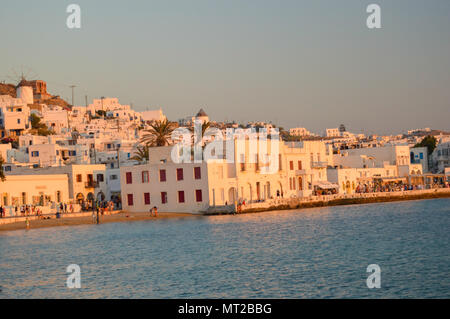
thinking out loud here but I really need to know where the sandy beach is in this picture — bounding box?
[0,211,198,232]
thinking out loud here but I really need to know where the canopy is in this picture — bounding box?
[381,177,407,182]
[313,181,339,189]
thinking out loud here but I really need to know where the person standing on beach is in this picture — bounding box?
[153,206,158,217]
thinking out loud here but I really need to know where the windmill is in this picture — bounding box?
[3,66,38,85]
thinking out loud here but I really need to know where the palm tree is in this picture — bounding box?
[131,145,149,163]
[0,155,5,182]
[141,119,176,147]
[189,121,211,145]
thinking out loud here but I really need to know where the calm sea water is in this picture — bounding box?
[0,198,449,298]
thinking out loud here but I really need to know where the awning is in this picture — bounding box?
[313,181,339,189]
[381,177,407,182]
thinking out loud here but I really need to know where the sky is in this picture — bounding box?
[1,0,449,135]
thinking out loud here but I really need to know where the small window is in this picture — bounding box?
[97,174,104,182]
[76,174,82,182]
[161,192,168,204]
[178,191,185,203]
[142,171,149,183]
[195,189,203,202]
[194,167,201,180]
[176,168,184,181]
[31,151,39,157]
[127,194,134,206]
[290,161,294,170]
[298,161,302,170]
[144,193,151,205]
[160,169,166,182]
[126,172,133,184]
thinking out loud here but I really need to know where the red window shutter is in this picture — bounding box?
[195,189,202,202]
[298,161,302,170]
[126,172,132,184]
[177,168,184,181]
[127,194,134,206]
[194,167,201,180]
[160,170,166,182]
[290,161,294,170]
[178,191,185,203]
[144,193,150,205]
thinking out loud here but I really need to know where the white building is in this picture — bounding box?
[120,139,336,214]
[289,127,311,137]
[0,174,69,207]
[431,141,450,173]
[326,128,341,138]
[140,109,166,123]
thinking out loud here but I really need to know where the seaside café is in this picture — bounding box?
[313,181,339,194]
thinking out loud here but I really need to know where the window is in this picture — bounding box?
[126,172,133,184]
[97,174,104,182]
[161,192,168,204]
[127,194,134,206]
[144,193,151,205]
[195,190,203,202]
[290,161,294,170]
[298,161,302,170]
[68,151,77,156]
[177,168,184,181]
[31,151,39,157]
[17,119,21,124]
[110,175,118,180]
[160,169,167,182]
[142,171,149,183]
[194,167,201,180]
[76,174,82,182]
[4,166,11,172]
[178,191,185,203]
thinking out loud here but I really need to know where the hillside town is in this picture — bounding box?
[0,79,449,217]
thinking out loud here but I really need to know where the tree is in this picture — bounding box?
[189,121,211,144]
[30,113,44,129]
[141,119,176,147]
[131,145,149,163]
[30,113,54,136]
[0,155,5,182]
[414,135,437,155]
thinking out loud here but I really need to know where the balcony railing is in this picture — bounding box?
[85,181,98,188]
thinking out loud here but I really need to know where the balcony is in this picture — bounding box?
[311,161,328,169]
[85,181,98,188]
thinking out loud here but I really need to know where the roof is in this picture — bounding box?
[196,108,208,117]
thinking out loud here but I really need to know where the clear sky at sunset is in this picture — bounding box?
[1,0,449,135]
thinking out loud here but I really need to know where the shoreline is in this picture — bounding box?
[1,190,450,233]
[0,211,197,233]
